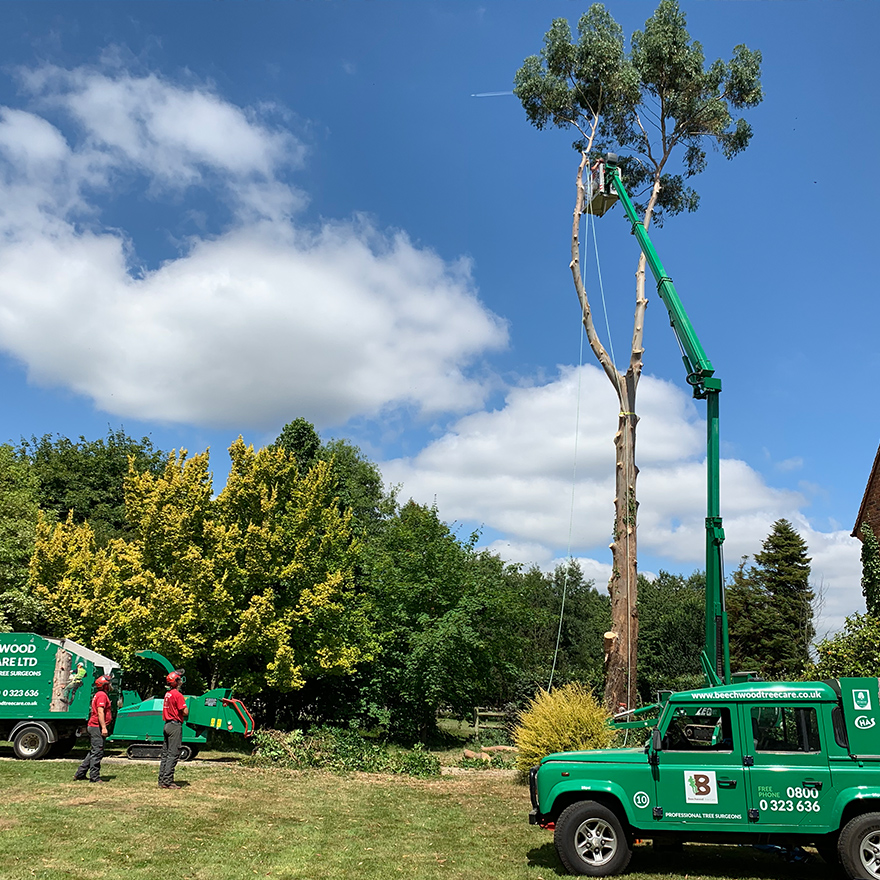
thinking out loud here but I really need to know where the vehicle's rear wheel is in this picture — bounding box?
[840,812,880,880]
[554,801,632,877]
[12,726,50,760]
[179,744,195,762]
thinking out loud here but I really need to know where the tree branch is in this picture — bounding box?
[570,150,622,395]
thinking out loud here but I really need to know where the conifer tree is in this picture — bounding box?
[728,519,813,678]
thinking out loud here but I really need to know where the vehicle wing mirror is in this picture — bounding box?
[649,728,662,764]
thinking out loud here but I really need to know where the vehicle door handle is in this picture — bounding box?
[803,781,823,790]
[718,779,737,789]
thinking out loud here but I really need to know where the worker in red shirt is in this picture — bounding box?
[158,670,189,789]
[73,675,114,783]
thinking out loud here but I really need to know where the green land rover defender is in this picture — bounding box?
[529,677,880,879]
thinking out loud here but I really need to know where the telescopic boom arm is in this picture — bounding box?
[590,153,730,685]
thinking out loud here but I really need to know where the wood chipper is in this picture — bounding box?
[108,650,255,760]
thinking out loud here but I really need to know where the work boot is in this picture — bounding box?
[73,774,86,781]
[90,778,105,784]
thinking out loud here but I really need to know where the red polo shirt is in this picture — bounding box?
[88,691,112,728]
[163,688,187,722]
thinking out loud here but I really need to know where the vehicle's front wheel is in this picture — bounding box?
[840,812,880,879]
[12,726,50,760]
[554,801,632,877]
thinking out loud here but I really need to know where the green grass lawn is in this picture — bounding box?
[0,754,833,880]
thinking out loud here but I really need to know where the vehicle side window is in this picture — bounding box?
[662,706,733,752]
[751,706,820,752]
[832,706,849,750]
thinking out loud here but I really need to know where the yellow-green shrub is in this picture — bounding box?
[513,683,614,771]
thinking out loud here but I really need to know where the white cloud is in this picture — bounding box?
[0,62,507,428]
[383,364,863,633]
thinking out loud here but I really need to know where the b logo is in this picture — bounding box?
[690,774,712,796]
[684,770,718,804]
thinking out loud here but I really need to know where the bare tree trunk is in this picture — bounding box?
[571,152,653,712]
[605,380,639,712]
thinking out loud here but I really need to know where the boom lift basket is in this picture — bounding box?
[586,161,619,217]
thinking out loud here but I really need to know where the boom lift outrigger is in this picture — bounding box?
[589,153,731,696]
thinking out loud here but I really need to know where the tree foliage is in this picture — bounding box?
[728,519,814,679]
[30,439,371,702]
[344,501,528,741]
[513,560,610,697]
[624,0,763,221]
[514,1,762,222]
[860,523,880,618]
[637,570,705,700]
[0,445,42,631]
[274,420,394,537]
[21,428,166,545]
[813,613,880,679]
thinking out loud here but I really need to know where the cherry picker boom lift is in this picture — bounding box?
[588,153,731,694]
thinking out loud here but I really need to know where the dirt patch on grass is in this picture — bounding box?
[347,770,525,796]
[440,766,518,778]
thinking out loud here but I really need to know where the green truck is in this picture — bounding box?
[529,676,880,878]
[0,631,119,759]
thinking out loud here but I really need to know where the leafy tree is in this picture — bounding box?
[860,523,880,618]
[275,420,394,536]
[727,520,814,678]
[30,439,372,718]
[327,501,529,741]
[514,1,761,710]
[514,560,609,697]
[813,613,880,679]
[21,428,166,545]
[274,418,321,473]
[636,571,705,701]
[317,438,395,539]
[0,445,43,631]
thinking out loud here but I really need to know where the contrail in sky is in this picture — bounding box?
[471,91,513,98]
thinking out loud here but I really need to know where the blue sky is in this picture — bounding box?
[0,2,874,635]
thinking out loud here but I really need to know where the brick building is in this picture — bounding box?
[853,443,880,542]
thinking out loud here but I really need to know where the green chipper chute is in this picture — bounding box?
[108,650,255,760]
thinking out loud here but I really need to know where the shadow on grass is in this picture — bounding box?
[527,841,831,880]
[629,843,829,879]
[526,842,566,875]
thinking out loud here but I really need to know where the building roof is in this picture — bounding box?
[853,442,880,539]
